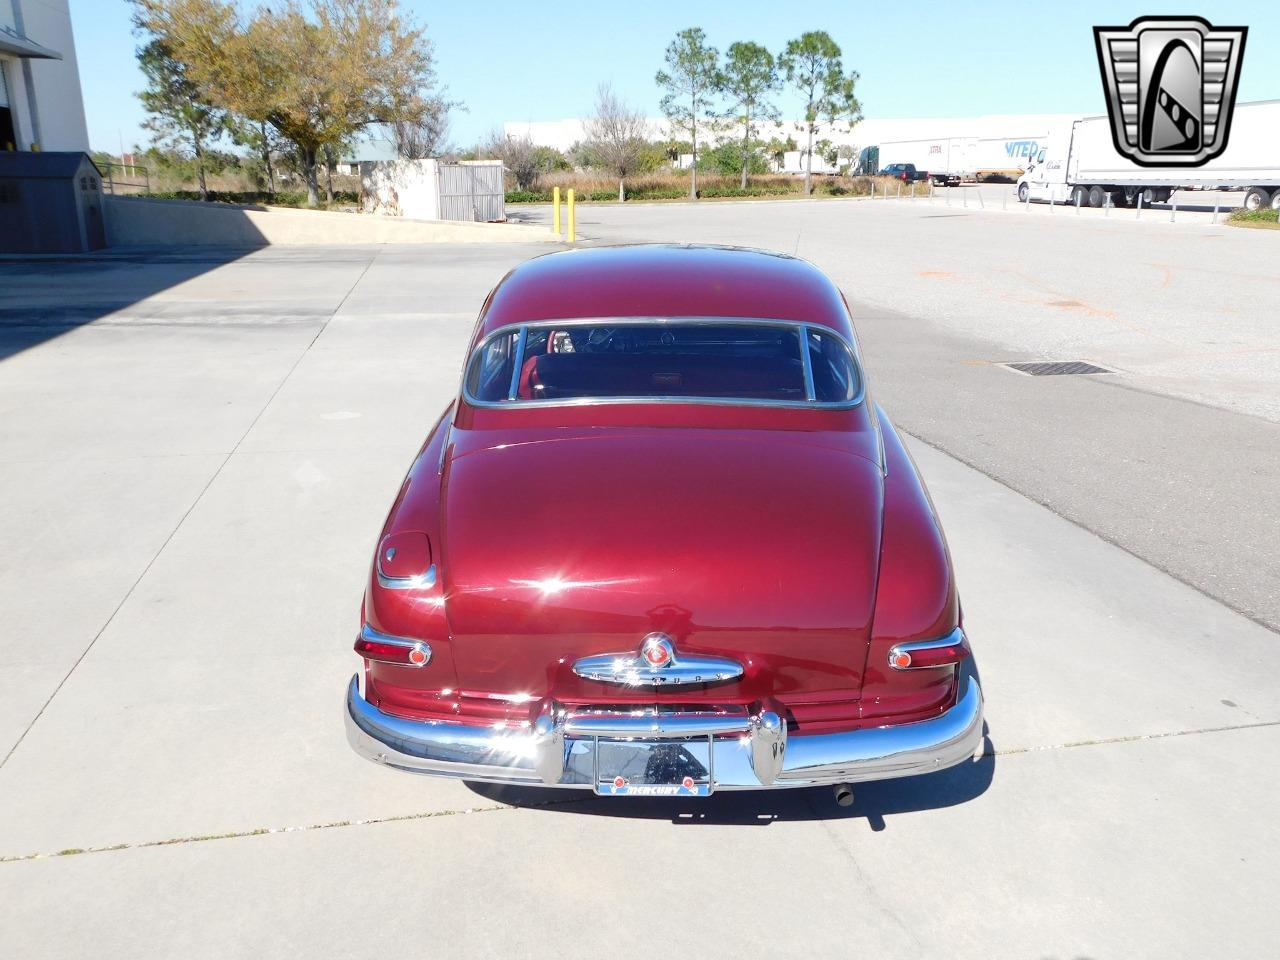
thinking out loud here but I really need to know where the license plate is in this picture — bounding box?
[593,737,713,796]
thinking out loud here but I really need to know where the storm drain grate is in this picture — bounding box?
[1003,360,1114,377]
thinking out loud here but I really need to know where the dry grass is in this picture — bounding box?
[510,170,919,202]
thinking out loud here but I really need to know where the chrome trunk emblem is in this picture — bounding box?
[572,633,743,687]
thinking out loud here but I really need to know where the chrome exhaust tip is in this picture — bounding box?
[833,783,855,807]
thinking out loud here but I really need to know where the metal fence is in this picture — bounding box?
[98,162,150,196]
[437,161,504,222]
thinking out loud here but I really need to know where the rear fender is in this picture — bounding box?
[362,404,462,716]
[860,407,960,720]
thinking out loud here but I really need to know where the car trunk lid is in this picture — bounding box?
[438,428,883,706]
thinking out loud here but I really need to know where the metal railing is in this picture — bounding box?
[865,177,1241,224]
[98,161,150,196]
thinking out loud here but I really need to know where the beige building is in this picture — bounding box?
[1,0,89,152]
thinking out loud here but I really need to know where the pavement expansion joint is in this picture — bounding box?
[0,789,596,865]
[0,803,517,865]
[987,717,1280,758]
[4,721,1274,864]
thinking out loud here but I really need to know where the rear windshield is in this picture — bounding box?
[465,322,861,405]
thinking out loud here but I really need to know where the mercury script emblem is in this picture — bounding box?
[1093,16,1247,166]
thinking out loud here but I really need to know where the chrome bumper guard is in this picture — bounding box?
[346,673,984,790]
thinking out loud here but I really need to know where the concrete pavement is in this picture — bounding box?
[0,223,1276,958]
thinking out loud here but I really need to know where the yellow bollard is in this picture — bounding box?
[566,188,576,244]
[552,186,561,236]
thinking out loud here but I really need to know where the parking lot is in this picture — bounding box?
[2,198,1278,957]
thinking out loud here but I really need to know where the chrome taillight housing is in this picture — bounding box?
[354,623,432,668]
[887,628,969,670]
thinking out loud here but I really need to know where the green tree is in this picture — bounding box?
[655,27,719,200]
[230,118,285,194]
[132,0,440,207]
[136,38,228,199]
[698,140,770,177]
[779,31,861,195]
[717,41,780,189]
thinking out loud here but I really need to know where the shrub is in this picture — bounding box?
[144,189,358,208]
[1228,207,1279,223]
[504,190,554,203]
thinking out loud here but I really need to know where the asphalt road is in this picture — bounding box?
[0,203,1277,958]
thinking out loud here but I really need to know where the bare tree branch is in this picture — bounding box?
[582,83,649,201]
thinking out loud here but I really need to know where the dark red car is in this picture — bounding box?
[345,245,983,800]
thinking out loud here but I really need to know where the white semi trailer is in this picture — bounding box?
[876,138,973,186]
[874,133,1059,185]
[1017,99,1280,209]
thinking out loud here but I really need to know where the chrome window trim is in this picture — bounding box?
[461,316,866,411]
[358,623,432,668]
[506,325,528,401]
[798,326,817,401]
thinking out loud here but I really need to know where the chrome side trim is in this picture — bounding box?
[887,627,967,671]
[345,673,984,790]
[376,561,438,591]
[357,624,432,668]
[572,648,744,687]
[461,317,866,411]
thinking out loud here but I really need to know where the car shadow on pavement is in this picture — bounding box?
[466,729,995,827]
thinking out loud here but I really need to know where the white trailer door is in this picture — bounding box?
[1066,121,1082,183]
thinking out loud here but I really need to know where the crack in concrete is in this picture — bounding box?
[803,792,925,950]
[4,720,1273,866]
[983,717,1280,758]
[0,803,517,864]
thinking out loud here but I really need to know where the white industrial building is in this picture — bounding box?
[505,113,1081,176]
[0,0,89,153]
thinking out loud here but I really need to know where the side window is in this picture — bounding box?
[466,331,518,402]
[807,330,860,403]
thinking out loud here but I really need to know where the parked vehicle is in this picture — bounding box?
[344,245,984,800]
[878,162,931,183]
[881,141,965,186]
[1017,99,1280,209]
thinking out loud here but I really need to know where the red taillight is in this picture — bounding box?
[355,625,432,667]
[888,629,969,670]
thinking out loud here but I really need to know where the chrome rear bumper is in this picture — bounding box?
[345,672,984,791]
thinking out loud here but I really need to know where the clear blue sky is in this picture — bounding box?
[71,0,1279,153]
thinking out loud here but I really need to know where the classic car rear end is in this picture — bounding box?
[345,245,983,799]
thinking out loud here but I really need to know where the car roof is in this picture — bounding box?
[476,244,855,339]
